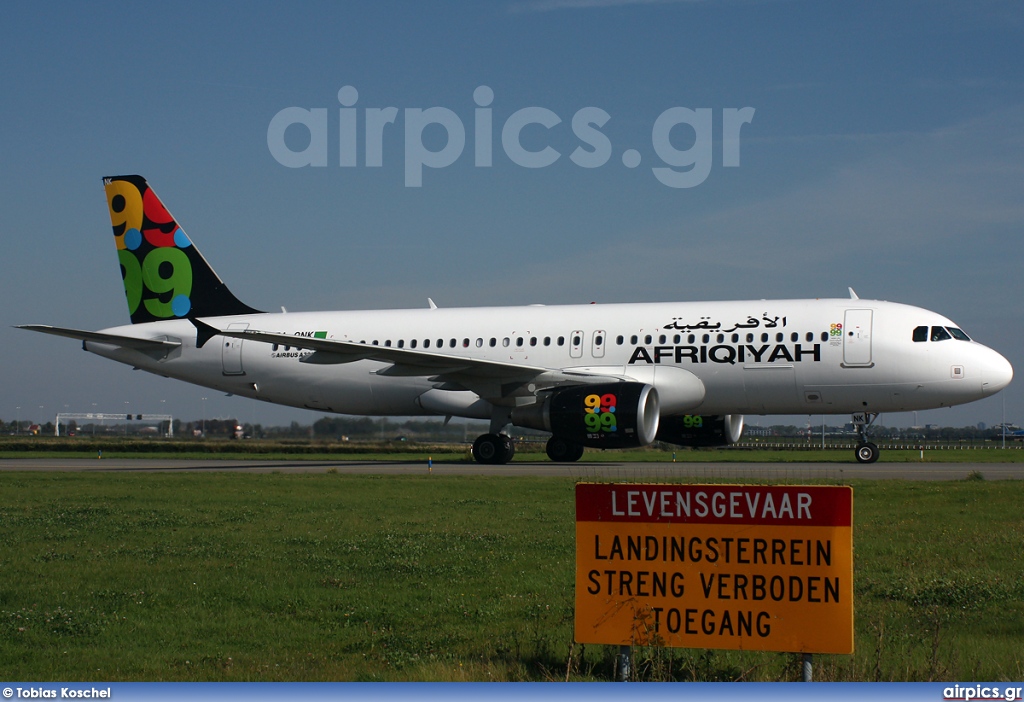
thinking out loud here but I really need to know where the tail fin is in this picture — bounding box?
[103,175,261,324]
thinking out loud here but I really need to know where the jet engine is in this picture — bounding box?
[512,382,660,449]
[656,414,745,447]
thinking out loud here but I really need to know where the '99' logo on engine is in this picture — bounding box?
[584,393,618,434]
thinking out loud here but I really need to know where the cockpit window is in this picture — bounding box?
[912,326,928,342]
[930,326,952,342]
[946,327,971,341]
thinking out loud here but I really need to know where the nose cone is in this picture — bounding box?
[981,347,1014,396]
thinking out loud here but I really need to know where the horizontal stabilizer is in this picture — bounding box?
[16,325,181,351]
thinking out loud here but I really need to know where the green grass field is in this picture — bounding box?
[1,472,1022,681]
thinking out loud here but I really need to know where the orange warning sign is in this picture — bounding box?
[575,484,853,654]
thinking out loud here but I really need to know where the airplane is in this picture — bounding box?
[18,175,1014,465]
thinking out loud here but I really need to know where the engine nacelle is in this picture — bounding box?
[656,414,745,447]
[512,382,660,449]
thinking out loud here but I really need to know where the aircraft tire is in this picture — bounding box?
[855,442,880,464]
[499,435,516,464]
[473,433,515,465]
[546,436,584,462]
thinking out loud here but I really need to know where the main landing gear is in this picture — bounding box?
[470,406,585,465]
[545,436,584,463]
[472,408,517,465]
[470,432,586,464]
[852,412,880,464]
[472,433,515,465]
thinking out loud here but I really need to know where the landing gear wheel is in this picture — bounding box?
[855,442,879,464]
[501,436,515,463]
[472,433,515,465]
[546,436,585,463]
[852,412,881,464]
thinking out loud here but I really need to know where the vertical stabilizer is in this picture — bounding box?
[103,175,260,324]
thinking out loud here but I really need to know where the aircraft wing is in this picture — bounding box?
[201,323,627,401]
[16,325,182,351]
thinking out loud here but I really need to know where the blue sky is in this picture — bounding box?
[2,0,1022,430]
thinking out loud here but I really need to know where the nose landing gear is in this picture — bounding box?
[852,412,880,463]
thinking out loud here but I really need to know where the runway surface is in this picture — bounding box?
[1,457,1021,480]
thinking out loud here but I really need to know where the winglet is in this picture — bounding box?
[848,287,859,300]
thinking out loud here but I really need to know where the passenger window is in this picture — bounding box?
[820,332,828,342]
[397,340,405,348]
[502,338,510,347]
[913,326,928,342]
[776,333,784,342]
[761,333,769,343]
[731,333,739,343]
[476,338,483,347]
[616,335,624,345]
[673,334,680,344]
[543,337,551,346]
[410,339,417,348]
[790,332,798,342]
[530,337,537,346]
[688,334,695,344]
[644,335,652,344]
[557,336,565,346]
[659,334,666,344]
[746,333,754,343]
[931,326,952,342]
[489,338,496,347]
[716,333,724,343]
[630,335,638,344]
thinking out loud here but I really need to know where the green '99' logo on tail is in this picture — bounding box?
[103,175,259,324]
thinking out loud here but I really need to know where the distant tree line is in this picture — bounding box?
[749,423,1019,442]
[2,415,1017,443]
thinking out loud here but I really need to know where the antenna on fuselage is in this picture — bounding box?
[848,288,859,300]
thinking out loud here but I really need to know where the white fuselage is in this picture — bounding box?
[82,298,1013,422]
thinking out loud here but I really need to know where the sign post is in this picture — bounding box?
[575,483,853,655]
